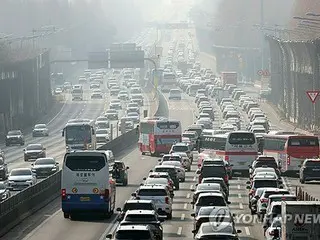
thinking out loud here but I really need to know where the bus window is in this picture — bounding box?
[65,156,105,171]
[140,122,153,134]
[228,132,255,144]
[288,138,319,147]
[264,138,286,151]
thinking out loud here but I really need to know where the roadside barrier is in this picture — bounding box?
[296,186,319,201]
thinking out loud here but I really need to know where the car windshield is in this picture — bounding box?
[96,129,108,135]
[35,158,55,165]
[115,230,151,239]
[198,196,226,206]
[172,145,189,152]
[125,214,156,222]
[11,169,31,176]
[123,203,154,211]
[255,161,278,168]
[183,133,196,138]
[8,130,21,135]
[97,117,108,122]
[145,178,167,185]
[197,184,220,191]
[35,124,46,129]
[253,180,278,188]
[26,145,42,150]
[264,191,290,198]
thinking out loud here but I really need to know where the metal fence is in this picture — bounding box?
[296,186,319,201]
[267,36,320,131]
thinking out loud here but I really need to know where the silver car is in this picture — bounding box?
[8,168,37,191]
[32,124,49,137]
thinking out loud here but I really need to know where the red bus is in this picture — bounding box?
[138,117,182,156]
[263,131,319,175]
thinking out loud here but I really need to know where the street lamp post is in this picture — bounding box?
[260,0,265,70]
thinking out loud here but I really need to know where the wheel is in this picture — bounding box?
[167,212,172,220]
[188,166,191,172]
[141,152,145,155]
[20,142,24,146]
[5,143,9,146]
[181,178,185,182]
[123,179,128,186]
[63,212,70,219]
[175,184,179,190]
[300,178,305,184]
[250,209,256,215]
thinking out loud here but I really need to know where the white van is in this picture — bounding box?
[169,89,182,100]
[61,151,116,219]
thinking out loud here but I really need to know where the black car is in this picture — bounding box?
[119,210,164,240]
[116,199,158,222]
[5,130,24,146]
[0,157,8,180]
[111,161,129,186]
[24,144,46,161]
[197,164,229,185]
[299,159,320,183]
[0,182,10,202]
[31,157,59,178]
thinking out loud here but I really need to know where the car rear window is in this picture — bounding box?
[123,203,154,211]
[306,161,320,167]
[253,180,278,189]
[198,196,226,206]
[172,145,189,152]
[137,189,167,196]
[125,214,156,222]
[202,166,226,177]
[264,191,289,198]
[163,156,181,162]
[255,161,278,168]
[270,196,297,202]
[115,230,151,239]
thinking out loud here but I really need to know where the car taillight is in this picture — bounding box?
[225,155,229,161]
[102,189,109,201]
[260,198,268,203]
[224,175,228,182]
[287,156,290,165]
[198,175,203,183]
[165,197,169,204]
[61,189,67,200]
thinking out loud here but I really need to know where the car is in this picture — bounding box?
[5,130,24,146]
[130,94,144,106]
[104,109,118,120]
[191,206,234,236]
[118,90,129,100]
[199,158,233,179]
[89,82,100,89]
[126,106,140,115]
[142,176,174,195]
[111,161,129,186]
[106,225,156,240]
[265,217,281,240]
[169,89,182,100]
[131,185,173,219]
[152,165,179,190]
[169,142,193,160]
[116,199,158,222]
[127,103,139,109]
[146,172,174,192]
[172,152,191,171]
[7,168,37,190]
[31,157,59,178]
[191,192,230,217]
[182,131,199,149]
[110,102,122,110]
[95,116,110,129]
[0,182,10,201]
[161,161,185,182]
[200,177,229,198]
[197,164,229,185]
[32,124,49,137]
[126,112,140,123]
[299,158,320,183]
[118,119,134,132]
[95,128,110,144]
[54,87,63,94]
[0,157,8,180]
[191,183,226,204]
[119,210,164,240]
[246,176,281,200]
[250,167,279,180]
[110,86,120,96]
[193,221,241,240]
[91,89,103,99]
[23,144,46,162]
[249,187,271,214]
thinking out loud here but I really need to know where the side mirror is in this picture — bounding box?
[56,162,59,165]
[246,181,250,184]
[248,165,252,168]
[105,234,112,239]
[279,185,284,189]
[192,230,196,234]
[62,129,64,137]
[143,177,146,180]
[236,229,242,234]
[227,201,231,204]
[196,169,201,174]
[149,170,153,172]
[131,192,137,197]
[158,159,162,162]
[126,166,129,170]
[23,149,25,151]
[190,201,195,205]
[246,186,251,189]
[31,163,34,166]
[191,213,195,217]
[116,207,121,212]
[191,189,195,192]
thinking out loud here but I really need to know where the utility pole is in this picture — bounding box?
[260,0,265,70]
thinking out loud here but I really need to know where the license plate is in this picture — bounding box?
[80,196,90,201]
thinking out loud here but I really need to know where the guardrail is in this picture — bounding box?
[0,86,167,237]
[296,186,319,201]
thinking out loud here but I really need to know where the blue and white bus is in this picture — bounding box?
[62,119,96,151]
[61,151,116,219]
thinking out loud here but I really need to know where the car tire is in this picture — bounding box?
[5,143,9,146]
[175,184,179,190]
[63,212,70,219]
[24,158,28,162]
[123,179,128,186]
[21,142,24,146]
[181,178,185,182]
[250,209,256,215]
[300,178,305,184]
[167,212,172,220]
[188,166,191,172]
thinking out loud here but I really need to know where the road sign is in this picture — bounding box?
[257,70,270,76]
[110,50,145,69]
[122,43,136,51]
[88,52,108,69]
[110,43,122,51]
[306,90,320,103]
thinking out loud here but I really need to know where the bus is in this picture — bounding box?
[263,132,319,175]
[62,119,96,151]
[138,117,182,156]
[161,72,176,92]
[225,131,258,175]
[61,151,116,219]
[199,134,228,159]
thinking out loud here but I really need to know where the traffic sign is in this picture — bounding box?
[257,70,270,76]
[306,90,320,103]
[88,52,108,69]
[110,50,145,69]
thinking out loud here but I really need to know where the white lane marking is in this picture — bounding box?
[239,203,244,209]
[193,176,196,181]
[190,184,194,190]
[47,98,68,125]
[186,193,190,199]
[184,203,188,209]
[238,193,242,199]
[177,227,183,235]
[22,210,61,240]
[237,185,241,190]
[237,177,240,181]
[245,226,251,235]
[181,213,185,220]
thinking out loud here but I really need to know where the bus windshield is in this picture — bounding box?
[66,125,92,144]
[200,136,226,150]
[65,156,106,171]
[228,132,255,144]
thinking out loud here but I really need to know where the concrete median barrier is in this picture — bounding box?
[154,90,169,118]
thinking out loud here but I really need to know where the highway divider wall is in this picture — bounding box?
[0,87,168,237]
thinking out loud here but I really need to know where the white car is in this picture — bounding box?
[265,217,281,240]
[161,161,185,182]
[32,124,49,137]
[126,112,140,123]
[95,116,109,129]
[91,89,103,99]
[8,168,37,191]
[171,152,191,171]
[95,128,110,144]
[169,89,182,100]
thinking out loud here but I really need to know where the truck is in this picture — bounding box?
[221,72,237,87]
[281,201,320,240]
